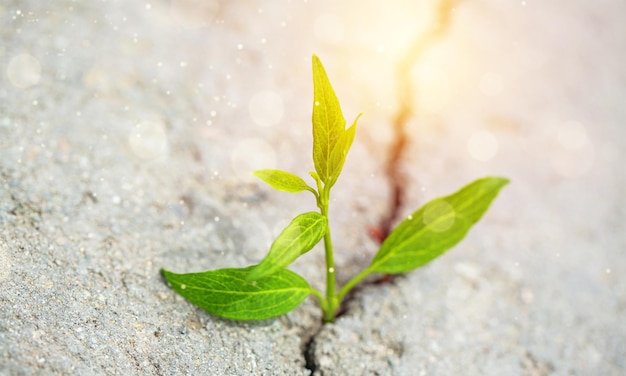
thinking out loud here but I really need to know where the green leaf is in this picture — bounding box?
[327,115,360,187]
[368,177,509,274]
[253,169,315,194]
[248,212,326,281]
[312,54,352,186]
[162,266,311,321]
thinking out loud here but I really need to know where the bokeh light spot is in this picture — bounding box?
[128,119,169,160]
[248,90,284,127]
[423,200,455,233]
[557,120,587,149]
[230,138,276,179]
[478,72,503,96]
[6,53,42,89]
[467,130,499,162]
[550,121,594,178]
[314,13,344,44]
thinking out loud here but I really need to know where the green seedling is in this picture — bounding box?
[162,55,508,323]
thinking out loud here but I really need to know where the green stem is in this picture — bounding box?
[322,226,336,322]
[319,185,337,323]
[336,267,373,303]
[309,288,325,307]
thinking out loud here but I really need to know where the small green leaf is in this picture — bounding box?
[253,169,315,194]
[327,115,360,187]
[248,212,326,280]
[312,54,348,185]
[369,177,509,274]
[162,266,311,321]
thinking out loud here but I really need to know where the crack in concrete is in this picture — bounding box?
[377,0,460,242]
[304,2,461,374]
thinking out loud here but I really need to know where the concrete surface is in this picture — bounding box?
[1,0,624,375]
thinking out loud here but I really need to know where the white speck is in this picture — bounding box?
[210,111,216,117]
[145,3,152,10]
[180,284,186,290]
[237,43,243,50]
[606,268,611,274]
[32,100,38,106]
[407,215,413,220]
[111,196,121,204]
[328,267,334,273]
[214,216,220,222]
[260,38,267,44]
[314,101,320,106]
[180,61,187,68]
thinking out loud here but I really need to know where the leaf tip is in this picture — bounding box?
[492,176,511,188]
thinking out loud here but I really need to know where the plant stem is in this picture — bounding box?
[322,226,336,322]
[319,186,337,323]
[309,288,325,307]
[336,267,373,303]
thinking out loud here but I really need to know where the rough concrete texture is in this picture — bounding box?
[1,0,624,375]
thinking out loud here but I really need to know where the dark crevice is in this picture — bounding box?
[376,0,459,243]
[303,333,318,375]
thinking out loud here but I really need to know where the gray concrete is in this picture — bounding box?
[1,0,624,375]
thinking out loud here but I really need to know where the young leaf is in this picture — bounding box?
[368,177,509,274]
[247,212,326,281]
[312,55,360,186]
[327,116,360,187]
[253,169,315,194]
[162,266,311,321]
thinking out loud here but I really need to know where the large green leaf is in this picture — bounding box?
[162,266,311,321]
[253,169,315,194]
[247,212,326,281]
[369,177,509,274]
[312,55,359,187]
